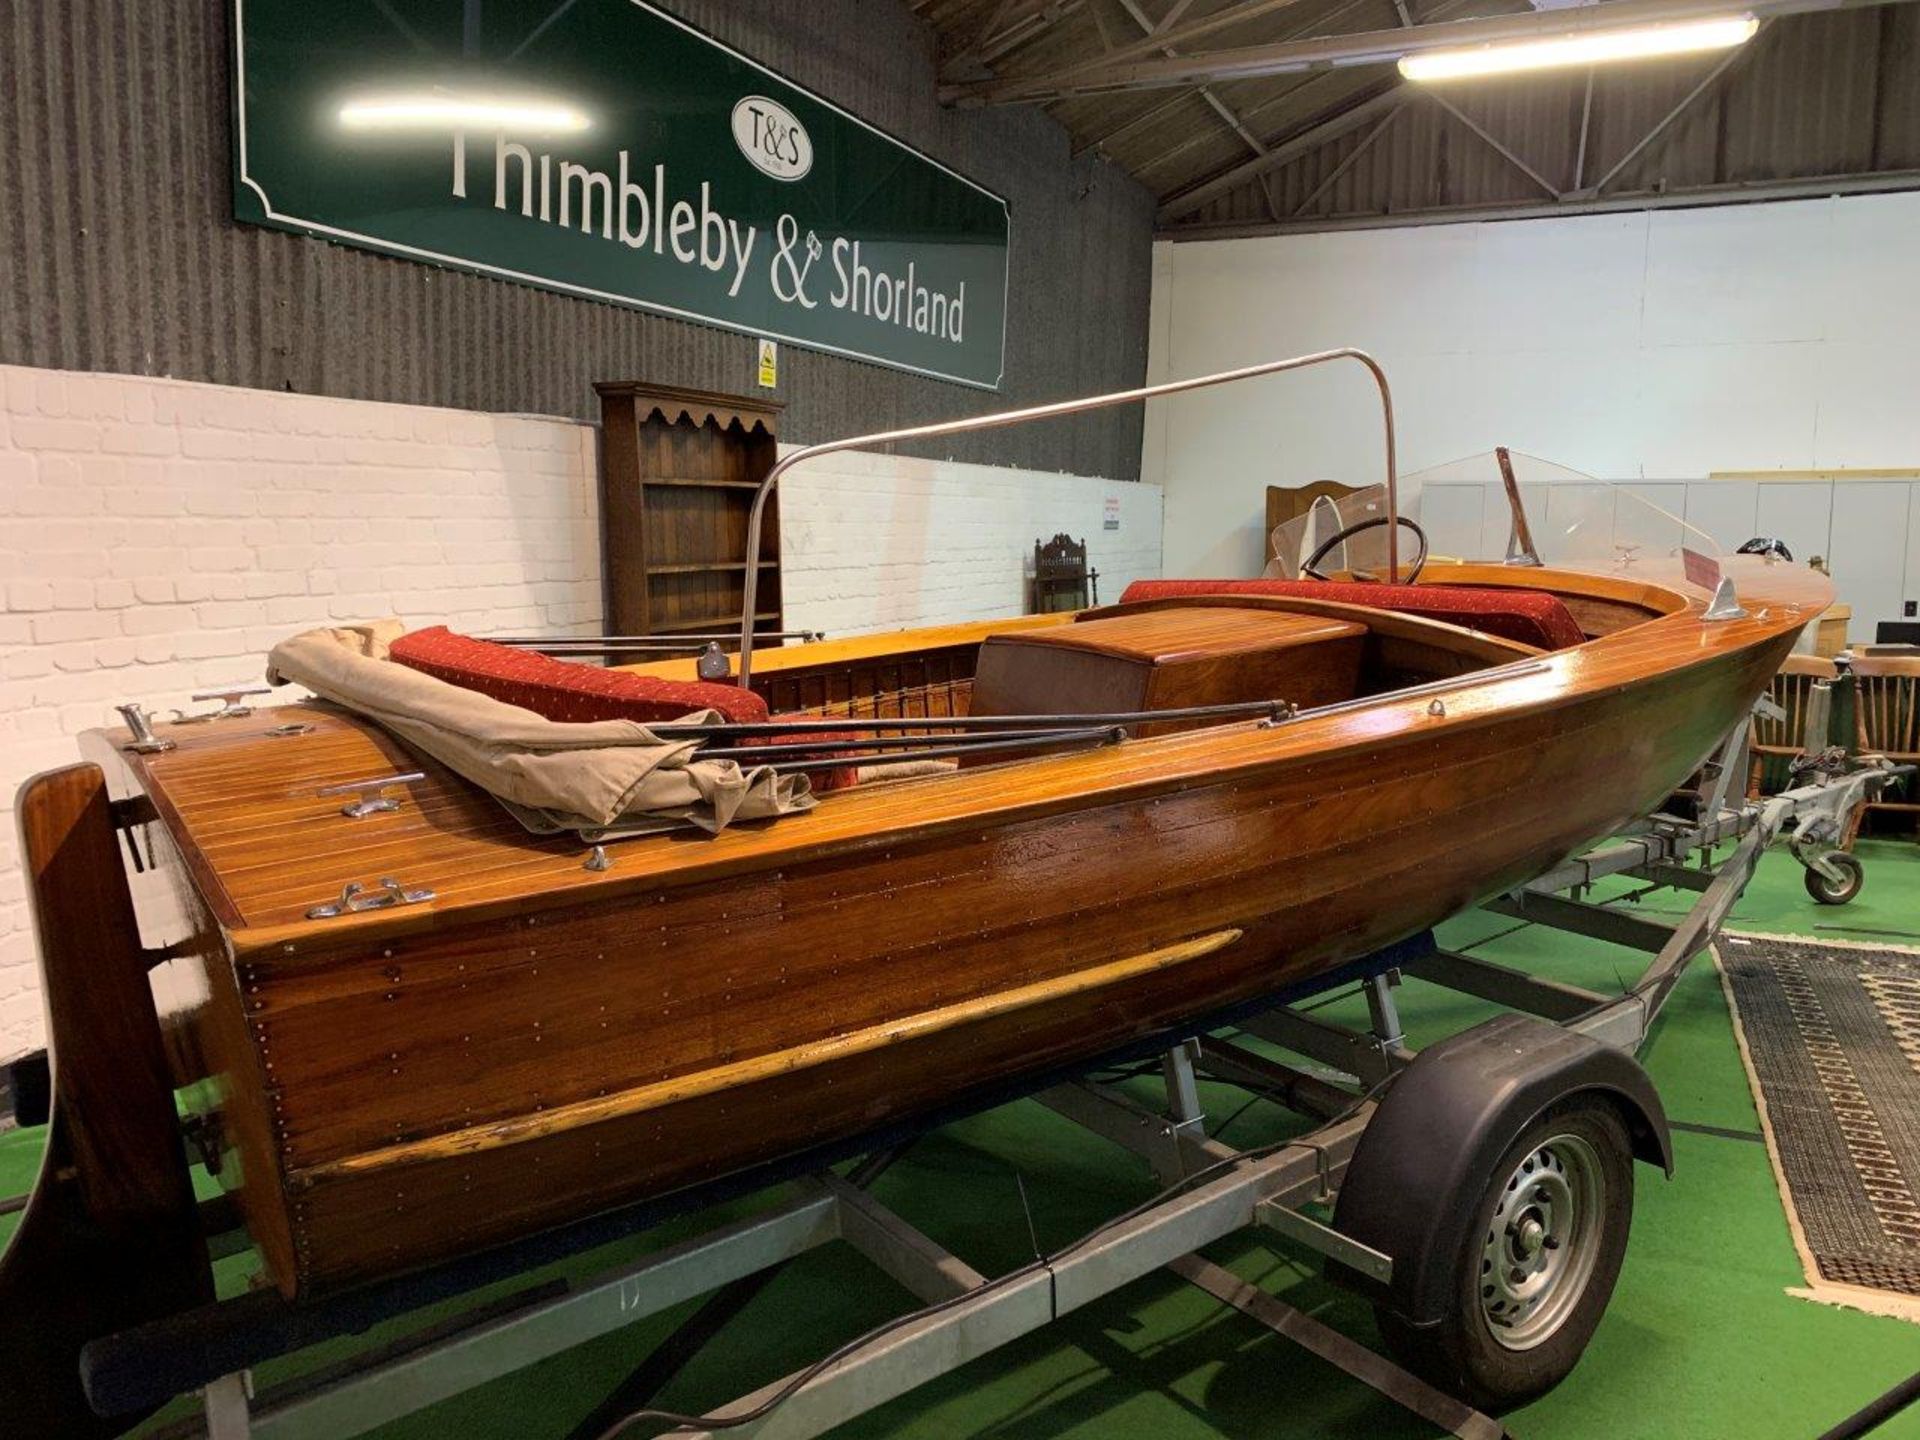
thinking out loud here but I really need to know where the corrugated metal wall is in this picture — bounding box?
[1175,9,1920,234]
[0,0,1156,477]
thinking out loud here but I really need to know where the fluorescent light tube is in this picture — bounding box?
[1399,15,1758,81]
[338,95,591,134]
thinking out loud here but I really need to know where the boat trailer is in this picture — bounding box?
[73,729,1906,1440]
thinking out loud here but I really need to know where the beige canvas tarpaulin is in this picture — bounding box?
[266,621,815,840]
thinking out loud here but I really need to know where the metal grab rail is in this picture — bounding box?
[737,347,1399,687]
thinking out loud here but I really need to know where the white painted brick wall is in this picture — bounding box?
[778,446,1162,637]
[0,366,600,1061]
[0,365,1161,1059]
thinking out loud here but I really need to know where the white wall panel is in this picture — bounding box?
[1683,482,1760,553]
[1466,348,1646,481]
[1640,201,1835,347]
[1907,483,1920,632]
[1467,212,1648,355]
[1822,192,1920,343]
[1421,484,1486,561]
[1148,193,1920,581]
[1825,482,1913,640]
[1634,344,1820,477]
[1811,341,1920,471]
[1480,484,1516,562]
[1754,482,1836,565]
[1615,483,1691,561]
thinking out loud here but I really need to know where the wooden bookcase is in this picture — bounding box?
[594,382,785,638]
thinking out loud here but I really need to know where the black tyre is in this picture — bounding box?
[1374,1098,1635,1411]
[1804,851,1864,906]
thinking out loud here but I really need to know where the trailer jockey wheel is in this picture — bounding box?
[1803,850,1864,906]
[1374,1098,1635,1410]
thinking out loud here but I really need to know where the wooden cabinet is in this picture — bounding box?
[594,382,785,638]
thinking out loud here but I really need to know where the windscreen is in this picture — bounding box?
[1394,450,1724,590]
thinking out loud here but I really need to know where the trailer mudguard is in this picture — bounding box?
[1330,1011,1672,1327]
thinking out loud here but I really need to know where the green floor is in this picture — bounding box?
[4,839,1918,1439]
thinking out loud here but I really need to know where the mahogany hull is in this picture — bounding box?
[150,614,1793,1294]
[12,558,1823,1299]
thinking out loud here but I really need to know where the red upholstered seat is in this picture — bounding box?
[1118,580,1586,651]
[389,627,770,725]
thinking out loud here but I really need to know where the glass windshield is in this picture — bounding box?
[1393,450,1724,588]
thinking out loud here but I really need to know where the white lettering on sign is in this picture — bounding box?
[731,96,813,181]
[460,133,970,349]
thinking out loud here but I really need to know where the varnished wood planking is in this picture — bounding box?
[84,558,1824,1293]
[624,613,1074,682]
[281,640,1773,1289]
[301,928,1249,1184]
[1013,607,1364,662]
[239,627,1767,1175]
[971,607,1368,732]
[1076,592,1542,668]
[128,560,1820,952]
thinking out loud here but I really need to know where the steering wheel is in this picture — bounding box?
[1302,515,1428,583]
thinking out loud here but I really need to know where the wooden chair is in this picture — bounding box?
[1853,655,1920,833]
[1032,534,1098,613]
[1746,654,1838,798]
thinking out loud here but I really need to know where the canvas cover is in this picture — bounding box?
[266,622,815,840]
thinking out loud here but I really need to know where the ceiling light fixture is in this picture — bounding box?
[338,94,591,134]
[1398,14,1758,81]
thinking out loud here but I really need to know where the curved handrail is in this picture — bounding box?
[737,347,1398,687]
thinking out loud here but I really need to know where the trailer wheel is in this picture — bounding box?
[1803,851,1864,906]
[1375,1098,1635,1410]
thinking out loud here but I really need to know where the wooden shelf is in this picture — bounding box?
[642,478,763,491]
[646,560,778,576]
[598,381,784,641]
[649,612,782,633]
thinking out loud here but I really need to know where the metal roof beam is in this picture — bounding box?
[1287,101,1407,217]
[940,0,1085,80]
[1159,166,1920,238]
[1110,0,1277,178]
[945,0,1920,104]
[1108,0,1385,174]
[1423,90,1561,198]
[997,0,1327,90]
[1158,83,1407,219]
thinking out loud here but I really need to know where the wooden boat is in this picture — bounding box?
[2,356,1832,1430]
[12,553,1826,1305]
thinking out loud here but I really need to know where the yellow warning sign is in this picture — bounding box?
[757,339,778,389]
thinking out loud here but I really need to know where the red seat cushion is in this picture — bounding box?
[389,627,770,725]
[1118,580,1585,651]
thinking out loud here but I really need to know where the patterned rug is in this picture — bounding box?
[1717,931,1920,1321]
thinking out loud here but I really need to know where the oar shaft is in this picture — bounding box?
[765,727,1123,773]
[698,728,1094,763]
[652,699,1290,739]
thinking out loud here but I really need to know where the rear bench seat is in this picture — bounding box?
[1119,580,1587,651]
[388,628,864,791]
[390,626,769,723]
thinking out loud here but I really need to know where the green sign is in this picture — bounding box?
[232,0,1011,389]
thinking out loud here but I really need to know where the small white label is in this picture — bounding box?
[1103,496,1120,532]
[756,339,778,389]
[731,96,813,182]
